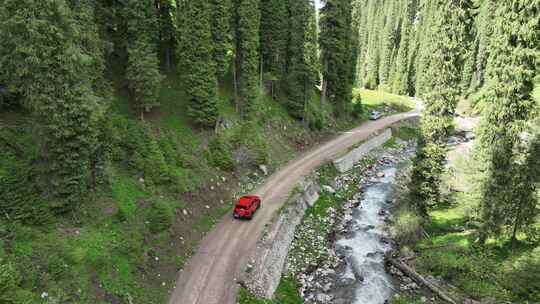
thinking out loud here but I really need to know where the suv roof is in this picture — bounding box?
[237,195,259,207]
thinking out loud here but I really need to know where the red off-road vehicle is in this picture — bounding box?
[233,195,261,219]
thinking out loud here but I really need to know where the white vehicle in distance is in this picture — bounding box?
[369,111,382,120]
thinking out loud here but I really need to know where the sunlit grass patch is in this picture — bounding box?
[354,88,416,112]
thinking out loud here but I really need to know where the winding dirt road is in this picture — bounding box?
[168,109,420,304]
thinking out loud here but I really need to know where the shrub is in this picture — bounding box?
[0,130,50,222]
[352,101,363,118]
[246,135,269,165]
[0,260,20,295]
[309,113,323,131]
[228,122,269,166]
[365,76,377,90]
[207,136,235,171]
[503,247,540,301]
[147,201,174,234]
[141,136,170,185]
[417,250,471,280]
[0,259,34,303]
[391,207,423,245]
[351,93,363,118]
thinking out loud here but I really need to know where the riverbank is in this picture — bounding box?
[289,140,417,304]
[387,113,540,304]
[238,122,420,304]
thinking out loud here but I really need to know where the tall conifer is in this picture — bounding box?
[392,0,417,95]
[212,0,233,77]
[234,0,261,117]
[125,0,163,113]
[260,0,289,82]
[478,0,540,243]
[409,0,473,215]
[378,0,397,89]
[157,0,177,72]
[285,0,316,119]
[184,0,219,127]
[0,0,103,207]
[320,0,356,116]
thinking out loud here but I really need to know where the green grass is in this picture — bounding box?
[385,126,420,148]
[354,88,416,113]
[410,134,540,302]
[238,277,303,304]
[156,75,201,147]
[390,294,427,304]
[238,288,272,304]
[111,173,146,220]
[533,82,539,104]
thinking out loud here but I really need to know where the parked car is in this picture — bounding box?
[233,195,261,219]
[369,111,382,120]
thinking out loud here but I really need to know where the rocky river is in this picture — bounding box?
[335,166,399,304]
[287,140,417,304]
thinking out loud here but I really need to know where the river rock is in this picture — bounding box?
[315,293,332,303]
[259,165,268,175]
[322,185,336,194]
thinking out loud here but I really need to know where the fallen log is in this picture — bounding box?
[385,252,457,304]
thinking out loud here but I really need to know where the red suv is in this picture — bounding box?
[233,195,261,219]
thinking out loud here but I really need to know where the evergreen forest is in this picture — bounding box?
[0,0,538,303]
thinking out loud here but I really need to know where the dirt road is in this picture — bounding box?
[168,109,420,304]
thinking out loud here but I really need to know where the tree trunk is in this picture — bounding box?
[303,77,309,128]
[233,57,239,113]
[320,59,328,110]
[385,253,458,304]
[260,53,264,89]
[511,208,522,248]
[165,43,171,73]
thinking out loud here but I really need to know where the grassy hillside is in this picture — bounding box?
[0,70,415,304]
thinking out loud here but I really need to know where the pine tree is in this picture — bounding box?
[125,0,163,113]
[378,0,398,89]
[260,0,289,83]
[234,0,261,117]
[392,0,417,95]
[284,0,316,119]
[347,1,360,93]
[477,0,540,243]
[156,0,178,72]
[413,0,437,98]
[212,0,233,77]
[320,0,357,117]
[509,127,540,244]
[183,0,219,127]
[68,0,109,98]
[408,0,473,215]
[0,0,104,208]
[304,1,320,78]
[468,0,495,93]
[176,0,188,72]
[364,0,382,89]
[354,0,371,87]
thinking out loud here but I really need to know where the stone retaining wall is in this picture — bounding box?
[333,128,392,173]
[244,178,320,299]
[243,121,417,299]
